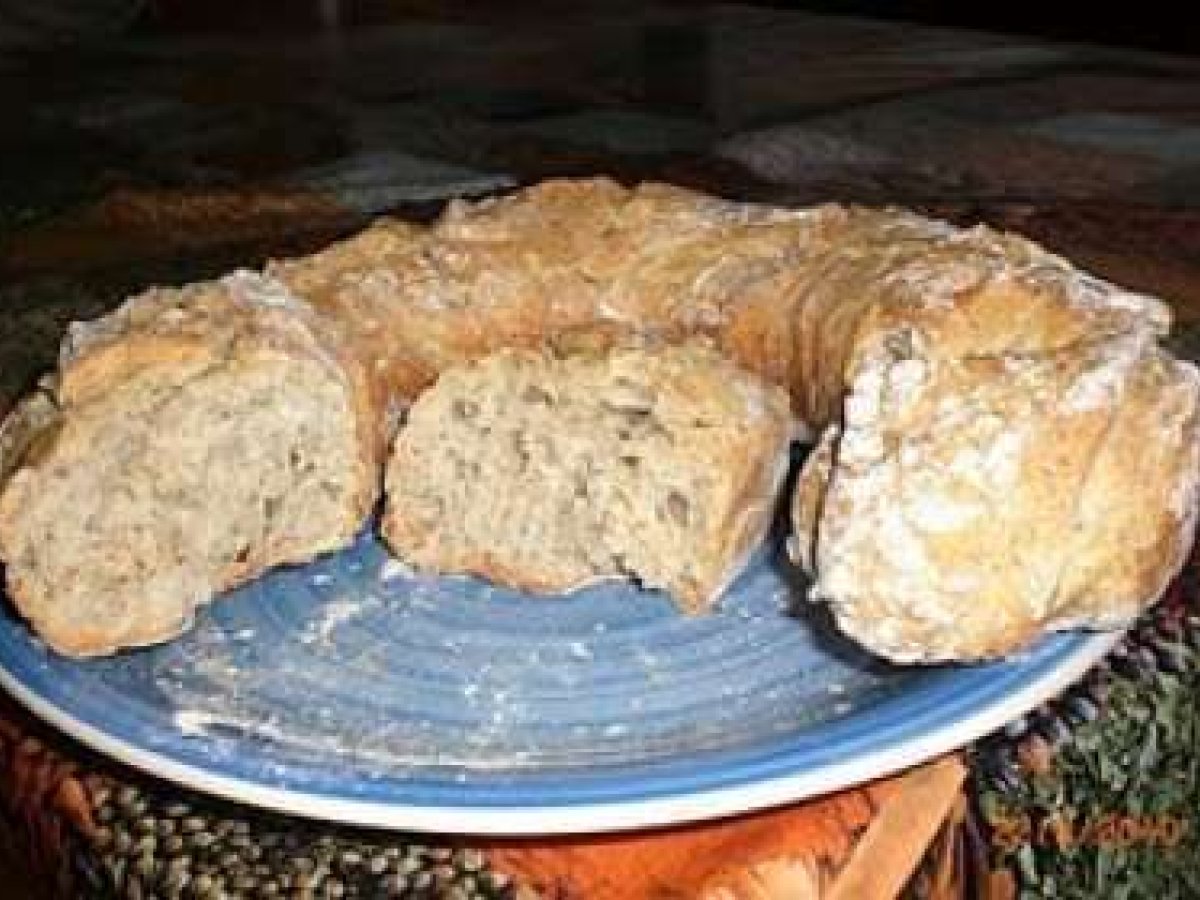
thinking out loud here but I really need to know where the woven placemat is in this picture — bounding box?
[0,706,972,899]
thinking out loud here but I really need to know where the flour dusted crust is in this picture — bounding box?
[788,210,1199,661]
[1,177,1196,661]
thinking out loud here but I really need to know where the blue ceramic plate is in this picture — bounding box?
[0,527,1117,834]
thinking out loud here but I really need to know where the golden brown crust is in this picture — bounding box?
[272,179,826,419]
[267,218,438,426]
[783,206,1171,429]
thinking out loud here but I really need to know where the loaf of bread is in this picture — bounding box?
[381,342,794,610]
[2,177,1196,662]
[0,272,380,656]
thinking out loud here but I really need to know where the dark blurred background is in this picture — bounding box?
[0,1,1196,55]
[757,2,1197,56]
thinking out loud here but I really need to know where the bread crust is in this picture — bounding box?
[2,178,1196,662]
[272,178,828,420]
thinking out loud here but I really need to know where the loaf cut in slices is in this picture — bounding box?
[0,272,379,656]
[2,178,1197,663]
[382,343,795,611]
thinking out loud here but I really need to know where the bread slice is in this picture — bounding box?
[0,272,379,656]
[381,342,795,611]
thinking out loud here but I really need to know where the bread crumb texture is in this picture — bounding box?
[0,273,376,656]
[383,343,794,612]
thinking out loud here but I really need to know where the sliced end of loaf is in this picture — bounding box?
[0,355,370,656]
[382,343,794,612]
[0,276,377,657]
